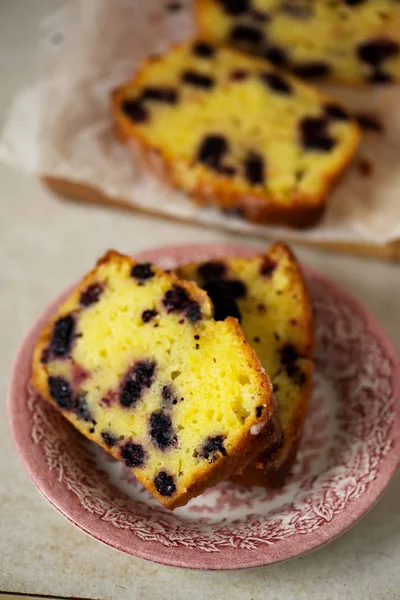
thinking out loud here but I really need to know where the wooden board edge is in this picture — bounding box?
[42,176,400,262]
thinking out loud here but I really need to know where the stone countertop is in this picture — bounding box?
[1,2,399,599]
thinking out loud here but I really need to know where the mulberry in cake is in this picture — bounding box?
[112,40,360,228]
[31,250,281,509]
[177,242,314,486]
[196,0,400,85]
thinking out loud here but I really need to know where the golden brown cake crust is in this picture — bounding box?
[111,41,361,229]
[30,250,281,509]
[178,242,314,488]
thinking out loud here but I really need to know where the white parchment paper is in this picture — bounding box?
[1,0,399,245]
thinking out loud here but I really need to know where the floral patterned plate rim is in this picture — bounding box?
[8,243,400,570]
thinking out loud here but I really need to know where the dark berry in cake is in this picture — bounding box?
[74,395,93,422]
[154,471,177,496]
[131,263,155,283]
[218,0,249,15]
[142,86,178,104]
[201,435,227,463]
[260,72,292,95]
[357,38,399,65]
[119,360,156,408]
[142,309,158,323]
[121,442,146,468]
[203,280,242,322]
[192,42,215,57]
[162,285,202,322]
[198,261,227,281]
[230,25,263,45]
[226,279,247,298]
[80,283,104,307]
[48,376,75,410]
[122,99,148,123]
[265,46,288,67]
[280,343,306,385]
[49,315,75,358]
[281,343,299,364]
[101,431,118,447]
[197,135,228,169]
[149,410,177,450]
[162,384,179,405]
[244,151,265,184]
[181,71,215,88]
[300,117,335,151]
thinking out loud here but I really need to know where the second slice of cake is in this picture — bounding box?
[112,40,360,228]
[178,242,314,486]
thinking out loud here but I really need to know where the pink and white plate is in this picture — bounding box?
[8,243,400,570]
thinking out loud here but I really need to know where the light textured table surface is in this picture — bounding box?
[1,2,399,599]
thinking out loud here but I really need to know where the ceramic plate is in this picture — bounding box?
[8,243,400,570]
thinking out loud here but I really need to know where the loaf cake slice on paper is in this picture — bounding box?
[196,0,400,85]
[31,250,281,509]
[177,242,314,486]
[112,40,360,228]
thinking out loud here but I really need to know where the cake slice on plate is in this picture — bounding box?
[31,250,280,509]
[177,242,314,486]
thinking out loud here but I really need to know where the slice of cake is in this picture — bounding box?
[31,250,281,509]
[196,0,400,85]
[112,40,360,228]
[177,242,314,486]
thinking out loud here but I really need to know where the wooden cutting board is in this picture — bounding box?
[42,176,400,262]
